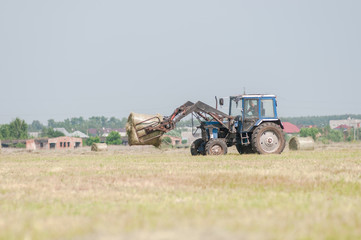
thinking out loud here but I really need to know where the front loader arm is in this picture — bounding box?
[144,101,235,134]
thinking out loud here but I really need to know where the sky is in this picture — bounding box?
[0,0,360,124]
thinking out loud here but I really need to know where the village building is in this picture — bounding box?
[180,127,201,145]
[28,132,40,138]
[101,128,127,137]
[87,128,126,137]
[329,117,361,129]
[54,128,89,138]
[163,135,182,146]
[282,122,300,134]
[26,137,83,150]
[1,139,27,148]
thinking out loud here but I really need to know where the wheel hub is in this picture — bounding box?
[210,145,223,155]
[260,131,279,153]
[265,137,274,146]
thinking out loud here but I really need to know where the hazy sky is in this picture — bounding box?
[1,0,360,124]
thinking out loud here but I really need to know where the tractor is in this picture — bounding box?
[127,94,285,155]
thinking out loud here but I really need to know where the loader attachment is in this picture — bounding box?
[126,101,234,147]
[126,113,164,147]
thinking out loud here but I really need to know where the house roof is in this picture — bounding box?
[88,128,126,135]
[282,122,300,134]
[54,128,70,136]
[101,128,126,133]
[335,124,350,129]
[70,131,89,138]
[53,128,88,138]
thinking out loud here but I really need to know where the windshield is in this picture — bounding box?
[229,98,242,116]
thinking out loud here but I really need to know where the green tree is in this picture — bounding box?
[162,136,172,145]
[327,129,343,142]
[9,118,28,139]
[85,136,100,146]
[15,142,26,148]
[0,125,11,140]
[28,120,44,132]
[48,119,56,128]
[41,128,65,138]
[119,117,128,128]
[166,129,182,138]
[106,131,122,145]
[300,127,319,140]
[107,117,121,129]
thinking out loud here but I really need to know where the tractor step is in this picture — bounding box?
[241,132,250,145]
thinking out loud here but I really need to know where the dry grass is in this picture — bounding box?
[0,143,361,240]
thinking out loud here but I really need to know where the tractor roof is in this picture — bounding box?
[231,94,276,99]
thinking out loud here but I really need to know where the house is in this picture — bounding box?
[28,132,40,138]
[71,131,89,138]
[180,127,201,145]
[282,122,300,134]
[163,135,182,146]
[54,128,89,138]
[101,128,127,137]
[26,137,83,150]
[87,128,98,136]
[54,128,70,136]
[1,139,27,148]
[334,124,351,130]
[87,128,127,137]
[330,117,361,129]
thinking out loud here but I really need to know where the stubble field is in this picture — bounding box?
[0,143,361,240]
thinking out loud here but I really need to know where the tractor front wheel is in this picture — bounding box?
[190,138,206,156]
[205,139,228,155]
[251,123,285,154]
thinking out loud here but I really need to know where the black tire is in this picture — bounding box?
[251,122,286,154]
[190,138,206,156]
[236,144,255,154]
[205,139,228,155]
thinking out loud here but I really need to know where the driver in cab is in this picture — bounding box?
[247,100,258,117]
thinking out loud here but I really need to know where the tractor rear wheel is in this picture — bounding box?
[236,144,255,154]
[190,138,206,156]
[205,139,228,155]
[251,123,285,154]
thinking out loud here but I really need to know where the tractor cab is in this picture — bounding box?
[228,94,281,132]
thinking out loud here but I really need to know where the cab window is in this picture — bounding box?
[229,98,242,116]
[244,99,259,118]
[261,99,275,118]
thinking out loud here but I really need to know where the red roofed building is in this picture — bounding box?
[334,124,351,130]
[282,122,300,134]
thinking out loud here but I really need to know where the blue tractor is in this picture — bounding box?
[131,94,286,155]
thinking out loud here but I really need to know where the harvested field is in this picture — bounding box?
[0,143,361,240]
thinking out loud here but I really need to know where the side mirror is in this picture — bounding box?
[219,98,224,106]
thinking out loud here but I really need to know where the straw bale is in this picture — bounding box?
[91,143,108,152]
[289,137,315,151]
[126,112,164,147]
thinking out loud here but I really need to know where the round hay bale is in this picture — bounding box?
[91,143,108,152]
[289,137,315,151]
[126,112,164,147]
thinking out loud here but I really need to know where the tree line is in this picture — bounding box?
[281,114,361,127]
[299,125,360,143]
[1,114,361,141]
[28,116,128,134]
[1,116,128,140]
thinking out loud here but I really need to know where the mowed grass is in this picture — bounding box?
[0,144,361,240]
